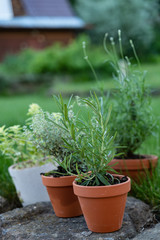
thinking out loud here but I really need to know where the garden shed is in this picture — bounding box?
[0,0,84,60]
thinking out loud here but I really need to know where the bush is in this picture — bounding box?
[0,74,10,93]
[75,0,159,52]
[0,35,112,78]
[0,49,36,75]
[0,35,114,93]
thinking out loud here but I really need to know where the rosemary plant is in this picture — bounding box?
[53,93,120,186]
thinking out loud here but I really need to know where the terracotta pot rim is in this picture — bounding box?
[42,174,76,187]
[73,174,130,189]
[73,174,131,198]
[114,154,158,161]
[41,175,75,180]
[111,155,158,170]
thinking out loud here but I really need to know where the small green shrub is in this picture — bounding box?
[0,49,35,75]
[26,98,82,176]
[27,107,71,160]
[0,104,46,168]
[0,74,10,93]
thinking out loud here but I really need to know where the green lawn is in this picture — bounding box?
[0,95,60,127]
[53,62,160,94]
[142,63,160,88]
[139,96,160,155]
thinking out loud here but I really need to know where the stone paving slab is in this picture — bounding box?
[0,197,156,240]
[131,223,160,240]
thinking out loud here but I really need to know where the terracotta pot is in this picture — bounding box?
[41,175,82,218]
[109,155,158,182]
[73,175,131,233]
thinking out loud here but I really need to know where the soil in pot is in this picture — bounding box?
[41,167,82,218]
[73,174,131,233]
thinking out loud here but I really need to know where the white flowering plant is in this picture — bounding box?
[27,103,41,116]
[27,106,72,161]
[25,100,82,176]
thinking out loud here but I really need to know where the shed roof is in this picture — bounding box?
[0,0,84,29]
[21,0,75,17]
[0,16,84,29]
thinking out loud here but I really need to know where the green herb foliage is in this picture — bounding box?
[104,31,155,158]
[53,93,117,186]
[27,103,73,162]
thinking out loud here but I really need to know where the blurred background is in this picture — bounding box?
[0,0,160,127]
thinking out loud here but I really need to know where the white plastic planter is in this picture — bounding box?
[8,162,55,206]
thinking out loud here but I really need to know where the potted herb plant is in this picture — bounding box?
[104,31,158,181]
[0,105,55,206]
[55,93,131,232]
[28,98,83,217]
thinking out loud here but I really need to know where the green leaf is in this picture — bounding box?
[64,104,69,121]
[104,104,112,128]
[67,95,73,108]
[71,123,75,140]
[97,173,110,185]
[100,97,104,115]
[95,177,100,185]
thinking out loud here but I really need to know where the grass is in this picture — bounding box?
[0,95,59,127]
[131,160,160,212]
[52,62,160,94]
[142,63,160,88]
[53,77,114,94]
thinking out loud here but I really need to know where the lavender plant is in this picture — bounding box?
[104,31,155,158]
[82,30,155,159]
